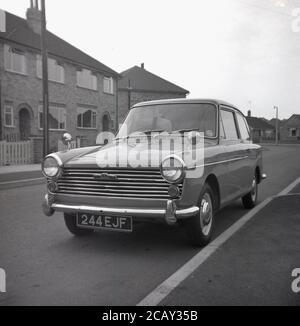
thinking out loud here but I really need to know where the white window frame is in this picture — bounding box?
[4,44,27,75]
[289,128,297,137]
[77,107,97,130]
[103,77,114,95]
[39,105,67,131]
[4,105,14,128]
[36,55,65,84]
[76,69,97,91]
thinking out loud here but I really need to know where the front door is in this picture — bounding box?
[19,108,31,140]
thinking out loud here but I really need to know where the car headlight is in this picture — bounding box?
[42,156,62,178]
[160,155,186,184]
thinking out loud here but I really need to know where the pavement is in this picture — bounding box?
[0,164,43,189]
[0,144,299,306]
[0,164,41,175]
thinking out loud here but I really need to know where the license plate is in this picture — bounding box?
[77,213,133,232]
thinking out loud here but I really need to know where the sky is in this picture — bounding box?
[1,0,300,119]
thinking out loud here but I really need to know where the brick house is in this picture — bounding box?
[118,64,189,123]
[280,114,300,143]
[246,111,275,143]
[0,2,119,155]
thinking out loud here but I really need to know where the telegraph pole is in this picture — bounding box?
[274,106,279,146]
[41,0,49,157]
[127,79,132,111]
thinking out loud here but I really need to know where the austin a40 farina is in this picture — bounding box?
[42,99,267,246]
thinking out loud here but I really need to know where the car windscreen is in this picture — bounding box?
[117,103,217,139]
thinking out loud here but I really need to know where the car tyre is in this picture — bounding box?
[242,176,258,209]
[64,213,94,237]
[185,184,215,247]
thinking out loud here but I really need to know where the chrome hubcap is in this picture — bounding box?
[251,178,257,202]
[200,193,213,236]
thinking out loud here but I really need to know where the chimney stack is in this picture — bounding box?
[26,0,42,34]
[141,63,145,69]
[247,110,251,117]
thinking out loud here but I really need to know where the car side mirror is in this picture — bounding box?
[62,133,73,150]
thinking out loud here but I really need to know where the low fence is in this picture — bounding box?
[0,141,33,166]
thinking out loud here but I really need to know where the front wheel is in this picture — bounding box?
[64,213,94,237]
[184,184,215,247]
[242,176,258,209]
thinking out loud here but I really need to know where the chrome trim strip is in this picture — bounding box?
[192,156,249,169]
[58,182,170,190]
[51,203,199,220]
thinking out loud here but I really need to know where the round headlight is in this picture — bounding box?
[160,155,186,184]
[42,156,61,178]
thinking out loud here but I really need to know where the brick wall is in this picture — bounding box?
[0,41,117,152]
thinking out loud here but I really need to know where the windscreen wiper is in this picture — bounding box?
[172,128,201,133]
[115,130,166,141]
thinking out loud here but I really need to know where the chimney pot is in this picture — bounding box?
[141,63,145,69]
[26,0,42,34]
[248,110,251,117]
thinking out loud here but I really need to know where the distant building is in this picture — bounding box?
[118,64,189,123]
[0,2,119,154]
[280,114,300,143]
[268,118,286,128]
[246,111,275,143]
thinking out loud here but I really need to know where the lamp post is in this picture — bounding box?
[41,0,49,157]
[274,106,279,145]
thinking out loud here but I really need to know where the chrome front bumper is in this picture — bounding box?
[43,195,199,225]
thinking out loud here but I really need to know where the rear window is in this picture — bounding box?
[236,113,250,140]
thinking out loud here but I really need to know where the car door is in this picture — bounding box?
[219,107,249,202]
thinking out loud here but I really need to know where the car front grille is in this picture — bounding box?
[57,168,183,200]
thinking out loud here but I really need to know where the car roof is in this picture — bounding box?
[133,98,245,116]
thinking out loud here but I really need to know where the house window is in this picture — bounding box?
[4,44,27,74]
[77,107,97,129]
[36,55,65,83]
[39,105,66,130]
[103,77,114,94]
[77,69,97,90]
[4,105,14,127]
[289,128,297,137]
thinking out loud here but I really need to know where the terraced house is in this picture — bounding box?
[0,1,119,156]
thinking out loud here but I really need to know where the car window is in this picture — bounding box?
[220,109,239,140]
[236,113,250,140]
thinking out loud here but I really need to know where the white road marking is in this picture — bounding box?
[0,178,44,186]
[137,176,300,307]
[277,177,300,197]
